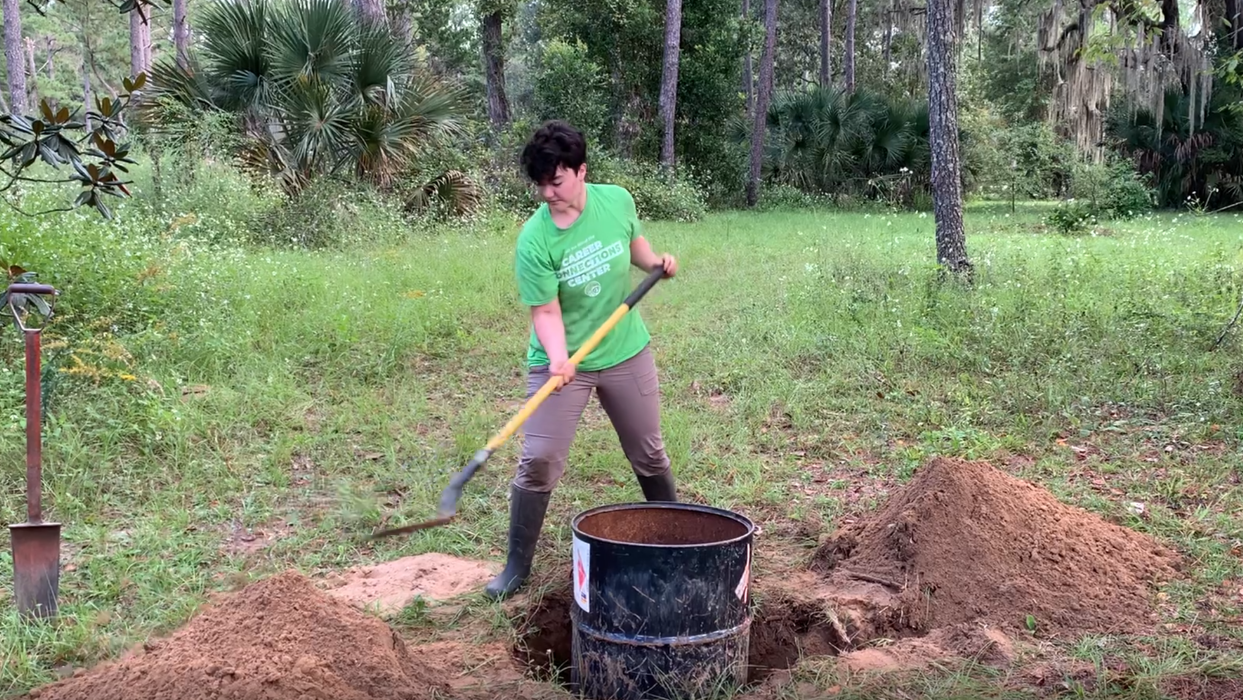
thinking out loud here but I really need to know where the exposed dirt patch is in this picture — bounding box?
[1021,660,1103,694]
[838,638,944,673]
[408,640,540,699]
[222,518,292,556]
[322,553,497,617]
[1161,675,1243,700]
[813,457,1182,638]
[24,571,449,700]
[837,622,1015,675]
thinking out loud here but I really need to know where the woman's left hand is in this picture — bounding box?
[656,253,678,278]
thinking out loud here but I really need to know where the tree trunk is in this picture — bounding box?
[1227,0,1242,50]
[746,0,778,207]
[174,0,190,68]
[82,53,92,130]
[480,10,510,130]
[925,0,970,275]
[130,10,152,76]
[819,0,831,86]
[843,0,856,92]
[45,36,54,79]
[352,0,387,26]
[659,0,683,169]
[742,0,754,116]
[23,36,38,108]
[883,1,893,77]
[394,9,413,48]
[3,0,26,114]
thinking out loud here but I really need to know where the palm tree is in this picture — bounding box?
[1107,84,1243,208]
[144,0,467,195]
[749,85,932,205]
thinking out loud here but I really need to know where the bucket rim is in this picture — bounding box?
[570,501,755,548]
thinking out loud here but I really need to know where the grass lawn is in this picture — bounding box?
[1,201,1242,698]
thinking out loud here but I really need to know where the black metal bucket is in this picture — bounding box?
[569,501,755,700]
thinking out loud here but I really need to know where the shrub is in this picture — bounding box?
[532,39,610,144]
[1046,200,1097,235]
[588,156,709,223]
[1070,158,1154,220]
[253,178,411,250]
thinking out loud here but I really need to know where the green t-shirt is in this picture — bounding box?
[514,183,651,372]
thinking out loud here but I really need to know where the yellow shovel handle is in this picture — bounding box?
[483,267,665,452]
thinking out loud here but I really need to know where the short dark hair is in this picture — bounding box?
[520,120,587,185]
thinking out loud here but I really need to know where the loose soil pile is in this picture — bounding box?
[323,552,497,617]
[27,571,449,700]
[814,457,1181,638]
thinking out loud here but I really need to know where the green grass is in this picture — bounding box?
[1,197,1242,698]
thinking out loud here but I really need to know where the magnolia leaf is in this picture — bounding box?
[30,294,51,318]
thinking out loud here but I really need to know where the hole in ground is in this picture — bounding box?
[510,583,575,687]
[509,580,850,689]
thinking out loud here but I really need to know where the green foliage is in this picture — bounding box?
[589,155,708,222]
[531,39,609,143]
[537,0,742,195]
[253,177,412,249]
[1070,158,1155,219]
[0,79,143,219]
[1045,157,1153,234]
[960,108,1076,202]
[1045,200,1097,235]
[1106,78,1243,210]
[966,0,1051,124]
[750,86,932,208]
[144,0,469,195]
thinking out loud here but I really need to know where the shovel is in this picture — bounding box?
[4,282,61,620]
[372,266,667,538]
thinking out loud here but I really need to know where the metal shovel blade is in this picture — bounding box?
[10,521,61,620]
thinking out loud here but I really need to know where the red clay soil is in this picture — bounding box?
[813,457,1181,638]
[25,571,449,700]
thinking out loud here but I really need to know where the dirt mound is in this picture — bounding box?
[813,457,1180,638]
[27,571,449,700]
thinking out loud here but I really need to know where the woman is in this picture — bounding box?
[484,120,679,600]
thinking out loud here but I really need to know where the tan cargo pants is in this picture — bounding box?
[515,345,671,493]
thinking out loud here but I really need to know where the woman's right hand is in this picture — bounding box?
[550,358,576,386]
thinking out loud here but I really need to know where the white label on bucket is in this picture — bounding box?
[572,535,591,612]
[735,545,750,600]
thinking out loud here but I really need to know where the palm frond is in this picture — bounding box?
[268,0,357,86]
[279,75,357,175]
[198,0,271,111]
[394,73,469,143]
[406,170,482,216]
[354,24,412,106]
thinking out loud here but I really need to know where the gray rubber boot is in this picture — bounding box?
[483,485,551,600]
[636,470,678,502]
